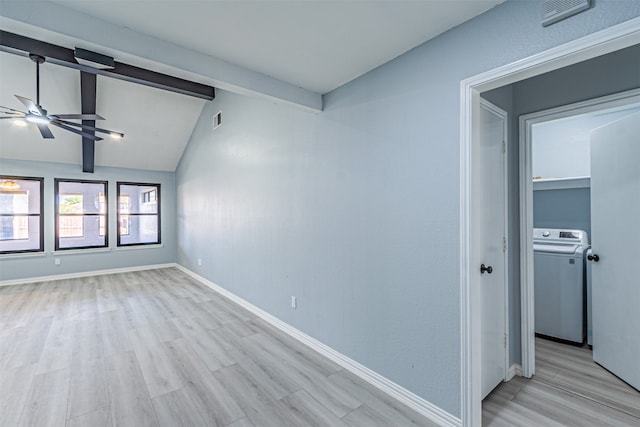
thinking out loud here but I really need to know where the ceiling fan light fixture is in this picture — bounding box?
[13,118,27,127]
[2,51,123,147]
[0,180,21,190]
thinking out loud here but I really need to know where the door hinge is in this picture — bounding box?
[504,334,507,348]
[502,140,506,154]
[503,237,507,252]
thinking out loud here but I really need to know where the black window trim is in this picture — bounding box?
[0,175,45,255]
[54,178,109,251]
[116,181,161,247]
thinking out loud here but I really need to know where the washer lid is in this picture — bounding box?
[534,242,581,254]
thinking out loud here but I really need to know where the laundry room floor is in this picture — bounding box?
[483,337,640,426]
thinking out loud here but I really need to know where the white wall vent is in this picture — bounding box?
[213,111,222,129]
[541,0,591,27]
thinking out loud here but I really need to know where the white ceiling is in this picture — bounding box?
[532,105,640,179]
[51,0,505,94]
[0,0,505,171]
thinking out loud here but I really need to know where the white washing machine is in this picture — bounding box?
[533,228,589,344]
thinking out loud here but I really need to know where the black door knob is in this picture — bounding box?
[480,264,493,274]
[588,253,600,262]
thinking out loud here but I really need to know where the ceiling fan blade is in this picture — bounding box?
[15,95,45,116]
[0,105,26,114]
[50,113,105,120]
[0,116,23,120]
[50,121,103,141]
[53,119,124,138]
[36,123,55,139]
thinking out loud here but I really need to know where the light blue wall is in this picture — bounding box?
[0,159,176,281]
[534,187,591,237]
[514,43,640,117]
[176,0,640,418]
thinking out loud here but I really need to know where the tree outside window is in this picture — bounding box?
[59,193,83,238]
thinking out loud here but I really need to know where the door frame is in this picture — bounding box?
[479,98,510,396]
[460,17,640,427]
[518,89,640,378]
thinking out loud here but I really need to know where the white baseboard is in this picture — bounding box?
[0,263,175,287]
[175,264,461,427]
[507,363,523,381]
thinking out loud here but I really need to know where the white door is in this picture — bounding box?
[475,99,508,399]
[590,111,640,391]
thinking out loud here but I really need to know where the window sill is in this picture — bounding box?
[52,247,111,256]
[116,244,164,251]
[0,251,47,260]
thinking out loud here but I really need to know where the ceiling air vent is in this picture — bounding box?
[541,0,591,27]
[213,111,222,129]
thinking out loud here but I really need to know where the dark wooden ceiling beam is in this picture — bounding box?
[80,72,97,173]
[0,30,215,100]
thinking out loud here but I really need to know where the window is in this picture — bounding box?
[0,176,44,254]
[55,179,108,250]
[117,182,160,246]
[142,189,156,203]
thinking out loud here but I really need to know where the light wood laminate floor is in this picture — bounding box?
[483,337,640,426]
[0,267,438,427]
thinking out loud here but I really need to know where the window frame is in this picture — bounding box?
[116,182,161,247]
[0,175,44,255]
[54,178,109,251]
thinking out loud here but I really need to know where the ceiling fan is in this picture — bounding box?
[0,53,124,142]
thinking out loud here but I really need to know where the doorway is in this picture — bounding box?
[460,17,640,427]
[519,89,640,377]
[487,103,640,421]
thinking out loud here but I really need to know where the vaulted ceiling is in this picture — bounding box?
[0,0,506,172]
[0,52,206,171]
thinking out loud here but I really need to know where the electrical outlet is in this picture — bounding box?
[54,258,61,266]
[291,296,297,309]
[197,258,202,266]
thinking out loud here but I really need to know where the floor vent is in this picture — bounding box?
[541,0,591,27]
